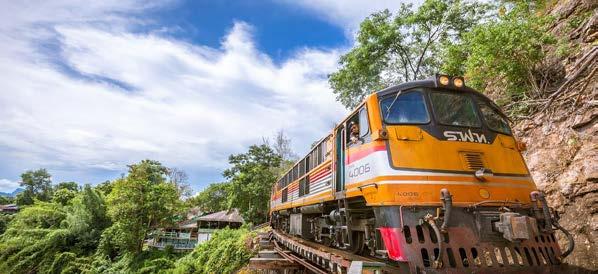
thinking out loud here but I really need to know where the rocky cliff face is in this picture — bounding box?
[512,0,597,270]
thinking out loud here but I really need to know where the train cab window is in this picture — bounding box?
[347,107,370,146]
[359,108,370,138]
[381,91,429,124]
[430,92,481,127]
[347,121,360,146]
[477,101,512,135]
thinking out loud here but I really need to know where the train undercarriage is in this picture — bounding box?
[271,190,574,273]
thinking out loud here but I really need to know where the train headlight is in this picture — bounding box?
[453,77,464,88]
[438,75,450,86]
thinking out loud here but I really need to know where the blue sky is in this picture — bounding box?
[150,1,348,61]
[0,0,415,193]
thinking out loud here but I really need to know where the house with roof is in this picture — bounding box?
[147,208,244,252]
[0,204,19,214]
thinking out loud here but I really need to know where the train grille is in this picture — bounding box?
[461,152,485,170]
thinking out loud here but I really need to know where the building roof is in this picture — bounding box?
[0,204,18,212]
[197,208,244,223]
[186,207,202,219]
[179,218,199,229]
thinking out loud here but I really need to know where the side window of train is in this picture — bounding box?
[347,107,370,147]
[359,107,370,141]
[282,188,288,203]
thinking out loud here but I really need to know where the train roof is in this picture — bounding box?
[374,76,503,115]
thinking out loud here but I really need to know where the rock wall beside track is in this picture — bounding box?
[510,0,597,269]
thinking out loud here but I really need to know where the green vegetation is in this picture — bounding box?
[0,213,13,235]
[0,162,186,273]
[187,144,282,224]
[0,187,107,273]
[171,228,255,274]
[16,168,53,205]
[188,131,295,225]
[223,145,281,224]
[188,182,230,214]
[329,0,489,108]
[0,137,285,273]
[329,0,562,115]
[442,1,557,111]
[99,160,181,256]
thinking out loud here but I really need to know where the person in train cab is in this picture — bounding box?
[349,121,361,145]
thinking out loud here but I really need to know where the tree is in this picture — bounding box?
[328,0,489,108]
[52,188,76,205]
[442,1,556,110]
[0,196,12,205]
[189,182,230,213]
[266,130,297,177]
[100,160,181,255]
[0,187,110,273]
[20,168,53,203]
[15,190,34,206]
[95,180,113,196]
[0,201,68,273]
[55,181,79,192]
[224,145,282,224]
[167,167,193,199]
[66,185,111,253]
[271,130,297,161]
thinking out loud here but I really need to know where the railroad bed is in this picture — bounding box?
[248,229,401,274]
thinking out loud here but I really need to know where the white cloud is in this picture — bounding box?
[280,0,423,34]
[0,0,346,184]
[0,179,21,193]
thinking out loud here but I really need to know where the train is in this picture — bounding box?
[269,75,574,273]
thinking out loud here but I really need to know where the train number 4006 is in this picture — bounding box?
[348,163,371,178]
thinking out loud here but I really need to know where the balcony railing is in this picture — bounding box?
[147,239,198,250]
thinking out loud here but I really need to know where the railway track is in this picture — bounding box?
[249,229,402,274]
[248,229,593,273]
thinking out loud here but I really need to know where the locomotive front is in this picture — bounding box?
[359,75,574,272]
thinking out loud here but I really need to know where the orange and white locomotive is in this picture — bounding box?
[269,75,574,273]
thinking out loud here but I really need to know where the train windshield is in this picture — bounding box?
[429,92,481,127]
[380,89,513,135]
[475,97,512,134]
[380,91,429,124]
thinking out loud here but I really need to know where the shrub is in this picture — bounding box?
[170,228,256,274]
[442,1,556,113]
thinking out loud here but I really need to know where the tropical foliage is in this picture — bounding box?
[171,228,255,274]
[442,1,557,113]
[329,0,489,108]
[189,132,293,225]
[99,160,181,256]
[0,160,186,274]
[0,146,276,273]
[329,0,559,115]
